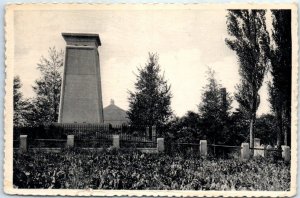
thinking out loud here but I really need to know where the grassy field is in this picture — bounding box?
[13,148,290,190]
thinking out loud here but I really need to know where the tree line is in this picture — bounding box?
[14,9,291,147]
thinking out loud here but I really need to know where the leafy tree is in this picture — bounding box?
[127,53,172,127]
[166,111,202,143]
[255,114,278,145]
[181,111,201,129]
[30,47,64,126]
[198,68,232,144]
[228,109,249,145]
[268,10,291,146]
[13,76,30,127]
[225,10,270,149]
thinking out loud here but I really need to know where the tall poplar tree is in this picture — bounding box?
[225,10,270,149]
[127,53,172,127]
[269,10,291,146]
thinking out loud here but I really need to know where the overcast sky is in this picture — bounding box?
[14,8,271,117]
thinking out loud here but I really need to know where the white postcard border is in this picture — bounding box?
[4,3,298,197]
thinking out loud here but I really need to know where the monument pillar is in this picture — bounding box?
[58,33,104,123]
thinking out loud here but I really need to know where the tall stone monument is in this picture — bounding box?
[58,33,104,123]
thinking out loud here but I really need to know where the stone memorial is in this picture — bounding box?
[58,33,104,123]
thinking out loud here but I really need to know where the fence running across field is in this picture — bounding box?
[165,141,287,160]
[167,142,241,157]
[13,124,291,162]
[13,123,157,149]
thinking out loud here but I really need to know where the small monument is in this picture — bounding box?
[58,33,104,123]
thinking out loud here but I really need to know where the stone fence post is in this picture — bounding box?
[199,140,207,157]
[241,143,250,160]
[282,145,291,162]
[20,135,28,153]
[113,135,120,149]
[67,135,74,148]
[157,138,164,152]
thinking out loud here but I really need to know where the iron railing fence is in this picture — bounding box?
[14,123,153,138]
[28,139,67,148]
[120,139,157,148]
[52,123,110,139]
[14,125,61,140]
[117,125,157,148]
[110,124,150,137]
[74,138,113,148]
[13,123,157,149]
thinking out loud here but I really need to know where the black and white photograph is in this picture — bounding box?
[4,3,297,197]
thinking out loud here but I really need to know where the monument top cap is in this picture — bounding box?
[62,33,101,47]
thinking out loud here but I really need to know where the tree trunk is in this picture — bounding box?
[276,129,282,147]
[283,122,288,146]
[249,118,254,149]
[283,110,289,146]
[213,138,216,156]
[249,109,257,157]
[276,114,283,147]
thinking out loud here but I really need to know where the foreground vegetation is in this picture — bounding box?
[13,149,290,190]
